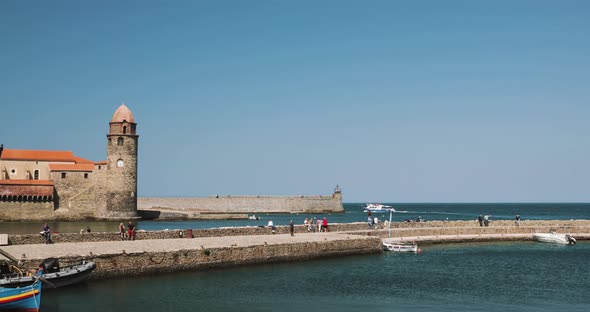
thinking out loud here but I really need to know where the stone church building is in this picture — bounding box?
[0,104,139,221]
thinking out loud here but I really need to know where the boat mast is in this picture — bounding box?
[388,209,393,238]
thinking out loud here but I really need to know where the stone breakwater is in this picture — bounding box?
[5,220,590,245]
[2,220,588,280]
[138,194,344,218]
[2,234,382,279]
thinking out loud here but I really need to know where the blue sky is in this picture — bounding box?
[1,1,589,202]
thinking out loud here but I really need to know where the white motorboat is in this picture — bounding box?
[363,203,394,213]
[532,232,576,245]
[383,241,419,252]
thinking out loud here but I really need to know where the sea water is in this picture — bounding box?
[2,203,590,234]
[41,241,589,312]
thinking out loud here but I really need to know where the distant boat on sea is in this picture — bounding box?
[363,203,394,213]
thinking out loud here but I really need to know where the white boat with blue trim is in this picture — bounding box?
[363,203,394,213]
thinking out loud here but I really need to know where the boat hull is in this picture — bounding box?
[532,233,576,245]
[1,262,96,289]
[383,242,418,252]
[0,280,41,311]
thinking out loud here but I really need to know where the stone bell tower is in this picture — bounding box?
[105,104,139,218]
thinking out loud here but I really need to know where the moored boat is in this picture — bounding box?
[532,232,576,245]
[383,241,419,252]
[0,279,42,311]
[1,258,96,289]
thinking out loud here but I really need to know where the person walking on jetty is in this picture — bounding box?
[316,218,322,232]
[322,217,329,232]
[312,217,317,232]
[127,222,136,240]
[484,215,490,227]
[515,214,521,226]
[119,223,126,240]
[477,215,483,227]
[289,220,294,236]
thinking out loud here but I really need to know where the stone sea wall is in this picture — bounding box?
[7,220,590,246]
[17,237,383,279]
[138,194,344,215]
[0,201,55,221]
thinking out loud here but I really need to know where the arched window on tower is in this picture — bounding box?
[123,126,127,134]
[117,137,124,146]
[34,169,39,180]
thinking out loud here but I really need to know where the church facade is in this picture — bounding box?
[0,104,139,221]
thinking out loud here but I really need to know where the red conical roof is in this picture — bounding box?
[111,104,135,123]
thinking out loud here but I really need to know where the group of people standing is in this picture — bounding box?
[477,214,491,227]
[267,217,329,235]
[119,222,136,240]
[41,222,136,243]
[303,217,329,233]
[476,214,521,227]
[367,215,380,228]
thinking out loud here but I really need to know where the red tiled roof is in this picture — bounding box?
[95,160,108,165]
[49,164,95,172]
[72,156,94,164]
[0,180,54,186]
[1,149,75,162]
[0,149,96,164]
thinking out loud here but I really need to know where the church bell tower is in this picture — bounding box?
[105,104,139,218]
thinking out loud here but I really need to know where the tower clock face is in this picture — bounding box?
[117,159,124,168]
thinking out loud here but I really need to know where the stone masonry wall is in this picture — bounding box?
[138,195,344,214]
[51,170,99,218]
[17,237,383,279]
[105,134,138,218]
[0,201,54,221]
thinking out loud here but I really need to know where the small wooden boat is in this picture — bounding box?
[383,241,419,252]
[0,279,42,311]
[1,258,96,289]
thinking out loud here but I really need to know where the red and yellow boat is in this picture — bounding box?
[0,279,42,311]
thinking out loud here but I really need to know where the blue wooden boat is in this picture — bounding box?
[0,279,42,311]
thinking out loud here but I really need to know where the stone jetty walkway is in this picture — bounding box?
[1,232,373,261]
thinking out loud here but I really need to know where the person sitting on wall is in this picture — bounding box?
[267,219,276,234]
[41,223,52,244]
[127,222,136,240]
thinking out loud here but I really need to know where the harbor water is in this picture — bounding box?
[40,241,589,312]
[1,203,590,234]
